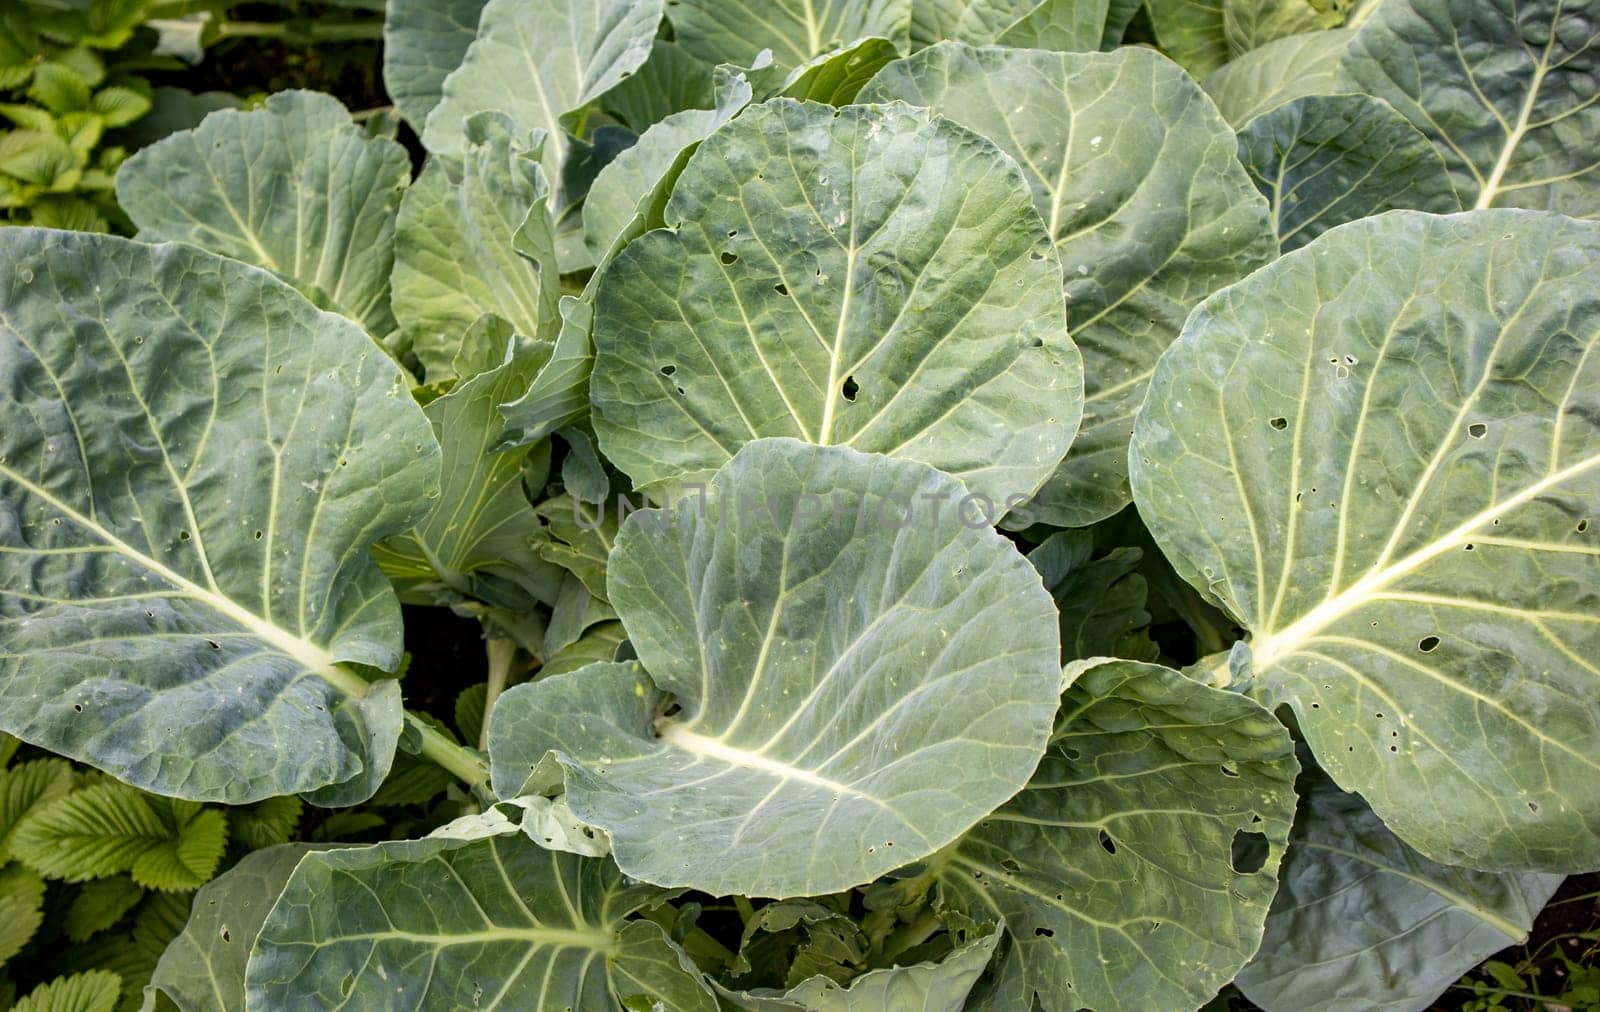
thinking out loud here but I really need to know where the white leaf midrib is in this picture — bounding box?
[1251,450,1600,668]
[0,462,370,699]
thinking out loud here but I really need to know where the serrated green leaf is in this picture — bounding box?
[591,98,1082,507]
[382,0,489,129]
[1,757,76,857]
[226,796,302,852]
[145,845,324,1012]
[1130,210,1600,871]
[1029,531,1157,663]
[64,875,145,943]
[129,805,227,892]
[1237,92,1461,250]
[245,834,717,1010]
[12,782,168,882]
[0,230,438,804]
[366,748,457,808]
[490,439,1063,898]
[0,861,48,962]
[1338,0,1599,216]
[116,90,411,341]
[391,111,559,384]
[863,44,1274,526]
[1237,762,1562,1011]
[0,129,81,186]
[87,84,149,128]
[28,61,92,114]
[667,0,910,68]
[934,659,1299,1012]
[14,971,122,1012]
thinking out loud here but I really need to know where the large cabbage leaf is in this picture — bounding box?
[863,44,1274,526]
[244,834,716,1009]
[0,231,439,804]
[932,658,1299,1011]
[1132,210,1600,871]
[382,0,488,129]
[589,97,1083,508]
[1236,763,1562,1012]
[1200,28,1354,126]
[908,0,1112,51]
[489,439,1063,898]
[421,0,664,176]
[666,0,911,68]
[1236,93,1460,250]
[1338,0,1600,217]
[115,91,410,344]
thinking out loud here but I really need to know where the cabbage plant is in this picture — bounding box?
[1,0,1596,1009]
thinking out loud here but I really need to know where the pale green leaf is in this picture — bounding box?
[667,0,911,69]
[1236,763,1562,1012]
[244,835,717,1010]
[1130,209,1600,871]
[717,920,999,1011]
[373,340,565,614]
[1200,28,1353,126]
[1337,0,1600,216]
[0,862,47,962]
[1144,0,1229,76]
[0,231,438,803]
[490,439,1063,898]
[392,112,559,384]
[496,295,598,450]
[15,971,122,1012]
[582,70,753,261]
[145,845,324,1012]
[1237,93,1462,250]
[540,619,627,678]
[910,0,1112,52]
[381,0,488,128]
[590,98,1083,507]
[935,659,1298,1012]
[863,44,1273,526]
[778,37,902,105]
[116,91,411,342]
[1223,0,1358,54]
[421,0,665,183]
